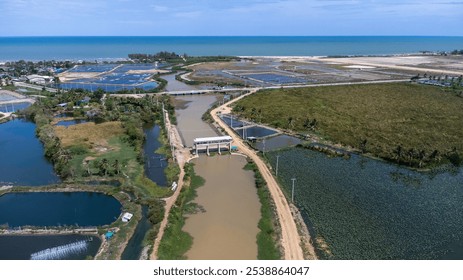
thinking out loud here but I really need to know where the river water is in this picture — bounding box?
[174,95,219,147]
[173,93,261,259]
[163,72,198,92]
[184,155,260,259]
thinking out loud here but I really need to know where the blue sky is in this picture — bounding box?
[1,0,462,36]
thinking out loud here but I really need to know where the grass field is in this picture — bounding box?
[234,83,463,167]
[54,121,124,148]
[55,121,171,198]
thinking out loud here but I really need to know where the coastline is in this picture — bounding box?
[2,36,463,62]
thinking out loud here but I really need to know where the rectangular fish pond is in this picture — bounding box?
[0,235,101,260]
[0,192,121,228]
[267,147,463,260]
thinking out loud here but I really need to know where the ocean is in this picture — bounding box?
[0,36,462,61]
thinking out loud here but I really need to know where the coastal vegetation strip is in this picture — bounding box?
[233,83,463,168]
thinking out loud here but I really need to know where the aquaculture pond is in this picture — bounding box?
[0,192,121,228]
[234,126,278,139]
[243,73,307,84]
[68,64,119,72]
[219,114,278,139]
[60,63,160,92]
[219,114,249,128]
[267,147,463,259]
[143,124,167,187]
[0,102,31,113]
[58,81,157,92]
[0,234,101,260]
[0,119,60,186]
[253,134,302,152]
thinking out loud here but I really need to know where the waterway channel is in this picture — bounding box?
[174,94,261,259]
[163,72,198,92]
[143,124,167,187]
[184,155,260,259]
[174,95,220,147]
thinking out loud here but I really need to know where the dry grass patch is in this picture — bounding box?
[55,121,124,149]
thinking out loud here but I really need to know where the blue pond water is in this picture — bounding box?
[235,126,278,139]
[0,93,17,102]
[219,114,278,139]
[55,119,89,127]
[0,102,31,113]
[58,81,158,92]
[0,192,121,227]
[220,115,249,128]
[68,64,119,73]
[0,235,102,260]
[0,119,60,186]
[254,134,302,151]
[244,73,307,84]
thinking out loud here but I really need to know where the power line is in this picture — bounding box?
[291,177,296,202]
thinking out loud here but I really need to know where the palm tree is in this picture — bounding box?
[85,159,92,176]
[287,116,294,129]
[113,159,121,175]
[418,150,426,168]
[99,158,109,176]
[393,145,403,162]
[359,139,368,154]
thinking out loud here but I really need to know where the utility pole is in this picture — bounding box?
[291,177,296,202]
[276,155,280,176]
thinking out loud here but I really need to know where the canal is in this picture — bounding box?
[174,94,261,259]
[184,155,260,259]
[143,124,167,187]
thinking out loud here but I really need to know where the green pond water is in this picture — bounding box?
[267,147,463,260]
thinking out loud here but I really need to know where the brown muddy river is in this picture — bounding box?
[184,155,260,259]
[163,72,199,92]
[174,95,220,147]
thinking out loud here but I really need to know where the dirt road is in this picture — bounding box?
[211,90,308,260]
[150,107,192,260]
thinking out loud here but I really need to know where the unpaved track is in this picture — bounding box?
[150,107,192,260]
[211,90,306,260]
